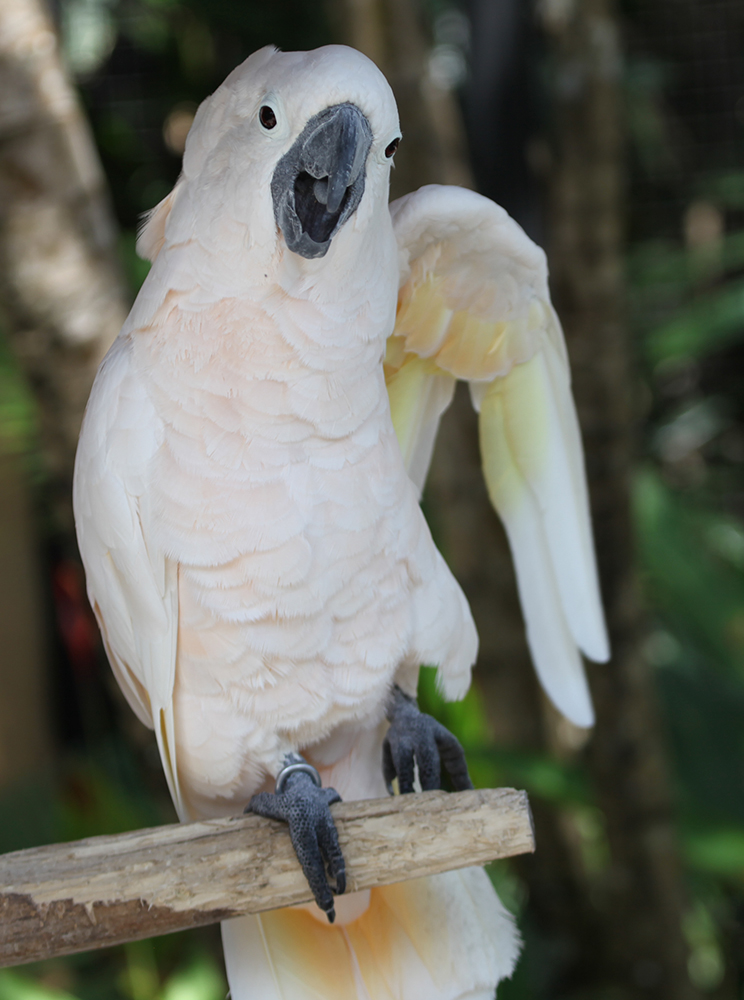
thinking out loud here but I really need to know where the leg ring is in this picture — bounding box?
[275,758,323,795]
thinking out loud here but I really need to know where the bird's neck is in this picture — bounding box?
[141,218,396,365]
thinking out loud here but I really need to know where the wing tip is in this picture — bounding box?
[562,698,595,729]
[527,624,597,729]
[578,627,611,665]
[542,669,596,729]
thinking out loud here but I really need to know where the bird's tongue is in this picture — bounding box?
[293,172,345,244]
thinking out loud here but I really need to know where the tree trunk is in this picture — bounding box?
[0,0,127,538]
[0,0,128,777]
[0,453,52,785]
[544,2,696,997]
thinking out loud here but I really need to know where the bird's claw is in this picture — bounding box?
[383,684,473,794]
[247,758,346,922]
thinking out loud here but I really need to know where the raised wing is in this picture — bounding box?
[73,336,184,816]
[387,185,609,727]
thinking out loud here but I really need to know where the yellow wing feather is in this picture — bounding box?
[384,342,456,496]
[386,185,608,727]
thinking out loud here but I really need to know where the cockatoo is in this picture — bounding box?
[73,44,608,1000]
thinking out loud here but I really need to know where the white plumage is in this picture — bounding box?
[73,43,607,1000]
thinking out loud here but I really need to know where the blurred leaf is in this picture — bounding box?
[0,753,167,855]
[174,12,214,80]
[61,0,117,77]
[98,114,142,161]
[645,278,744,364]
[624,57,679,181]
[121,942,158,1000]
[0,772,62,854]
[628,232,744,297]
[682,901,726,990]
[569,805,611,875]
[140,0,181,10]
[485,860,528,917]
[653,397,730,462]
[417,665,489,747]
[467,746,590,806]
[160,955,226,1000]
[684,827,744,878]
[634,470,744,676]
[122,7,172,53]
[0,972,79,1000]
[627,238,690,294]
[57,759,167,843]
[656,663,744,826]
[699,170,744,209]
[0,336,36,455]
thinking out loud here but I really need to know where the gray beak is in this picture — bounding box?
[271,103,373,259]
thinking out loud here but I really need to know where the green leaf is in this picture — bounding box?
[698,170,744,209]
[417,665,489,747]
[160,956,226,1000]
[0,335,36,455]
[683,827,744,877]
[466,746,590,806]
[0,972,80,1000]
[645,279,744,364]
[633,470,744,677]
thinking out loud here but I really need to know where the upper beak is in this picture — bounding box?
[301,104,371,214]
[271,103,373,260]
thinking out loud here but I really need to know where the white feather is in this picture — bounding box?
[385,353,456,497]
[73,336,184,816]
[477,368,595,726]
[389,184,609,727]
[536,331,609,662]
[222,868,519,1000]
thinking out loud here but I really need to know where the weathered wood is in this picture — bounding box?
[0,787,533,967]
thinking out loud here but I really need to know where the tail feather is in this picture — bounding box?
[222,868,519,1000]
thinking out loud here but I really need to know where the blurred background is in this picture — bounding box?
[0,0,743,998]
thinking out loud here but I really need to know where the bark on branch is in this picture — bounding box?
[0,787,533,968]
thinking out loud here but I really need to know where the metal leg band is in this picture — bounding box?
[275,755,323,795]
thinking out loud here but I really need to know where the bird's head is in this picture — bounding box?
[138,46,401,267]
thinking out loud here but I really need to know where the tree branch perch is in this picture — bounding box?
[0,787,533,967]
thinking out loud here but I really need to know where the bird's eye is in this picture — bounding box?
[385,137,400,158]
[259,105,277,130]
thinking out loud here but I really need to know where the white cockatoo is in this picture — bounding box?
[73,44,608,1000]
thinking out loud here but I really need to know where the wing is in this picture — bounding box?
[73,336,184,816]
[387,185,609,727]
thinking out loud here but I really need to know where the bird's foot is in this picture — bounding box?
[247,755,346,922]
[383,684,473,794]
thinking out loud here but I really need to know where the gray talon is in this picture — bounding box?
[247,757,345,922]
[383,685,473,795]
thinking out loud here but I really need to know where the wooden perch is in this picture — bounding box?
[0,787,533,967]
